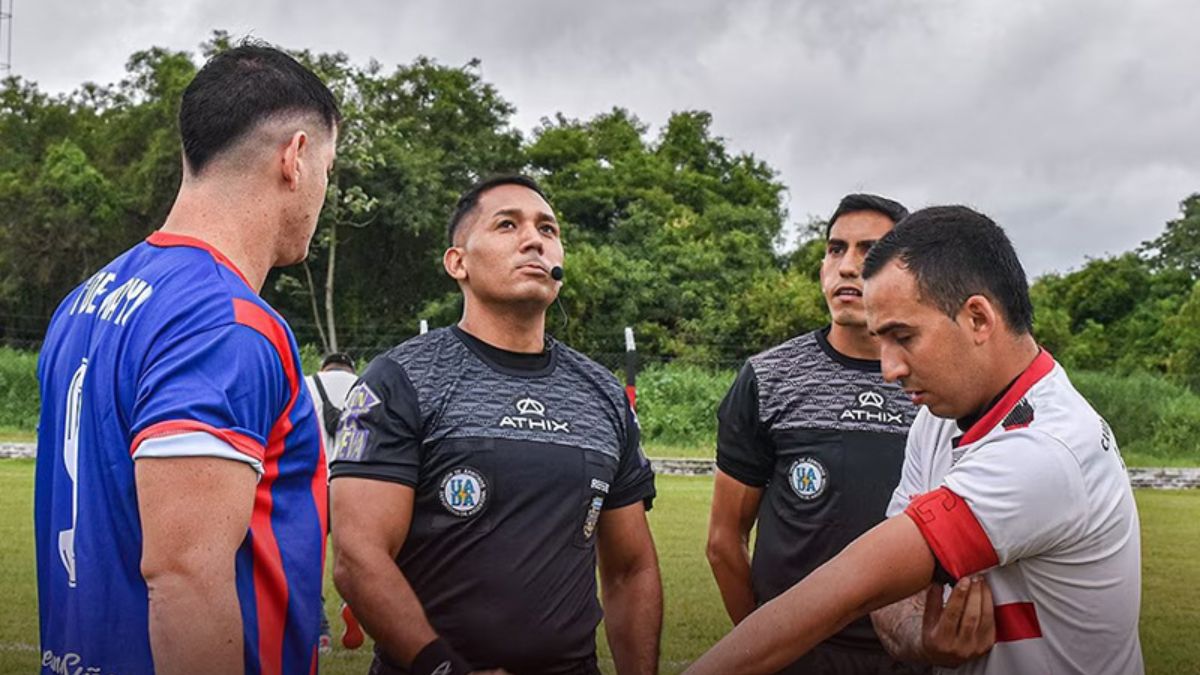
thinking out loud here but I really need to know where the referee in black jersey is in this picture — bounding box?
[707,194,979,674]
[329,176,661,675]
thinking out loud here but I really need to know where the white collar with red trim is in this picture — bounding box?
[957,349,1056,447]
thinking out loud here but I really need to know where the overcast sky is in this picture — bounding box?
[10,0,1200,276]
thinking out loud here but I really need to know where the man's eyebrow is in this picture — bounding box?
[872,321,910,337]
[827,237,847,246]
[492,208,558,223]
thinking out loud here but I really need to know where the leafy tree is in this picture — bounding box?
[1142,194,1200,279]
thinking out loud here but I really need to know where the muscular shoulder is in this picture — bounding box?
[747,331,823,384]
[373,328,467,395]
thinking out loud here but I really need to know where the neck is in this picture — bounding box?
[967,333,1042,417]
[826,322,879,360]
[158,179,278,293]
[988,333,1042,395]
[458,296,548,353]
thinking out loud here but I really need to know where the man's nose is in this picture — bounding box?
[839,249,862,278]
[518,222,544,253]
[880,350,908,384]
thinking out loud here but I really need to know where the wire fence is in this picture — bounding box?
[0,315,751,371]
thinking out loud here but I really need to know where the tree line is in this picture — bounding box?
[1,32,1197,387]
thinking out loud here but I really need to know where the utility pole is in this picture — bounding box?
[0,0,12,77]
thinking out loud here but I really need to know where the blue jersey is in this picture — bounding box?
[35,232,327,675]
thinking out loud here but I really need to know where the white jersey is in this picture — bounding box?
[304,369,358,466]
[888,351,1143,675]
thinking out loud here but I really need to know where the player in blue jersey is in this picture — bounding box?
[35,43,339,675]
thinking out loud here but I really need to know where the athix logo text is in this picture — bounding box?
[840,390,903,424]
[500,396,570,433]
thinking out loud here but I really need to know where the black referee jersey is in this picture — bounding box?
[330,326,655,674]
[717,326,917,654]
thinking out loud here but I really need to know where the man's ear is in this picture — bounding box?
[443,246,467,281]
[280,131,309,191]
[960,295,999,345]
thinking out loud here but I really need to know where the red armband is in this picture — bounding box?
[905,487,999,579]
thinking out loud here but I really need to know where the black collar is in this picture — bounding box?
[452,325,553,373]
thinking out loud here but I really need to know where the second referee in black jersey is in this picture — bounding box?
[329,176,661,675]
[706,194,928,675]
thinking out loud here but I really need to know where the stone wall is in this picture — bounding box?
[4,443,1197,488]
[649,457,1200,490]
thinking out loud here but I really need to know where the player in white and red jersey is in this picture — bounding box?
[686,206,1143,675]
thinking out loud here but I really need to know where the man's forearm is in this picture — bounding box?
[705,539,756,624]
[147,572,243,675]
[603,562,663,675]
[334,547,438,665]
[686,516,934,675]
[871,591,928,663]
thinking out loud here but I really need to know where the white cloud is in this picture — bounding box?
[12,0,1200,275]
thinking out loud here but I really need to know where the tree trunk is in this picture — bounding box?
[325,217,339,353]
[302,260,330,353]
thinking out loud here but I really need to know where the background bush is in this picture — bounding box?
[5,345,1200,466]
[0,347,39,432]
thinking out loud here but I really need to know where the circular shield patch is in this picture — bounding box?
[788,457,828,501]
[439,467,488,517]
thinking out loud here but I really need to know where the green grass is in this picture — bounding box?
[0,426,35,443]
[1,464,1198,674]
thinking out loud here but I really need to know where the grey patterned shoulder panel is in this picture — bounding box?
[748,331,915,434]
[382,328,628,459]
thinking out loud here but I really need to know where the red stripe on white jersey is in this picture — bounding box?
[995,602,1043,642]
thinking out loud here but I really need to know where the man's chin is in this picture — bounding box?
[277,242,311,268]
[829,310,867,328]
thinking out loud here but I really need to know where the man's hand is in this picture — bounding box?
[921,576,996,666]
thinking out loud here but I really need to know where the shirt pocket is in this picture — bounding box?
[417,437,499,537]
[573,451,618,548]
[769,428,846,524]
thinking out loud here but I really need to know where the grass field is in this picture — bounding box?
[1,460,1197,674]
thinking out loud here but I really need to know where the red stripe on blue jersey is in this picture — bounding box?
[131,419,266,462]
[234,298,328,675]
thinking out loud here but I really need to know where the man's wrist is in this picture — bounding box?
[411,637,472,675]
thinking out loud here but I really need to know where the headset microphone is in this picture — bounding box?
[550,266,564,281]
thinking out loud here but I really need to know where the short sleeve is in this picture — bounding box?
[885,409,935,518]
[130,323,286,464]
[906,429,1088,579]
[605,401,656,511]
[327,356,423,487]
[715,362,773,487]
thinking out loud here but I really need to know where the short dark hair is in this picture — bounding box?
[321,352,355,371]
[862,205,1034,334]
[447,175,550,245]
[827,194,909,237]
[179,43,341,175]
